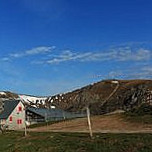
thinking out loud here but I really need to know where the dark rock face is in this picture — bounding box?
[0,99,4,114]
[98,84,148,115]
[121,85,147,111]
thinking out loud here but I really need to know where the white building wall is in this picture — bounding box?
[5,101,25,130]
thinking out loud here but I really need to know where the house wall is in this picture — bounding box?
[6,102,25,130]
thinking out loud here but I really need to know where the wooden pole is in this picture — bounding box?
[62,111,66,120]
[24,121,27,136]
[24,105,27,137]
[86,107,93,138]
[24,108,27,136]
[45,112,48,129]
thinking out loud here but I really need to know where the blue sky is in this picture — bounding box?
[0,0,152,96]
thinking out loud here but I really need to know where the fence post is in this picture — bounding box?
[24,121,27,136]
[62,111,66,120]
[24,107,27,137]
[45,112,48,129]
[86,106,93,138]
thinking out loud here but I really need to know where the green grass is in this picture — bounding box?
[28,118,75,128]
[123,104,152,124]
[0,131,152,152]
[123,113,152,124]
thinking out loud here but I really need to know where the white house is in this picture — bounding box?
[0,99,86,130]
[0,100,25,130]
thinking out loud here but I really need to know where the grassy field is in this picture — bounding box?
[123,114,152,124]
[123,104,152,124]
[0,131,152,152]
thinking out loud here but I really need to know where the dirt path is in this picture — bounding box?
[29,114,152,133]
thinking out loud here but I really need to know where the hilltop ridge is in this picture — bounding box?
[46,79,152,114]
[1,79,152,115]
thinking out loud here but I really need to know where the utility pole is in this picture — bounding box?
[62,111,66,120]
[24,121,27,136]
[45,112,48,129]
[86,106,93,138]
[24,105,27,137]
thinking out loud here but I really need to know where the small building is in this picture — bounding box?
[0,100,86,129]
[26,107,86,125]
[0,100,25,130]
[26,107,70,124]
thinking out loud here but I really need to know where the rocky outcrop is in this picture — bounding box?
[0,99,4,114]
[0,91,18,100]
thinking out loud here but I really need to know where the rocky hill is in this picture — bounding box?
[1,79,152,115]
[18,94,47,108]
[0,91,18,99]
[0,91,47,108]
[46,79,152,114]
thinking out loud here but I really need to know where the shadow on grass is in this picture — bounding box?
[0,131,152,152]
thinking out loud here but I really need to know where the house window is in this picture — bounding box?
[17,119,22,124]
[18,106,22,112]
[9,116,12,122]
[19,119,22,124]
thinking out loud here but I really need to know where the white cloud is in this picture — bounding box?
[116,49,151,61]
[2,44,152,65]
[45,50,93,64]
[107,65,152,80]
[130,66,152,79]
[2,46,55,61]
[1,57,10,61]
[38,47,152,64]
[107,71,123,79]
[10,53,24,58]
[25,46,55,55]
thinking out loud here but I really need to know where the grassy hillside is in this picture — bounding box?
[0,132,152,152]
[123,103,152,124]
[29,113,152,133]
[1,79,152,116]
[46,79,152,114]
